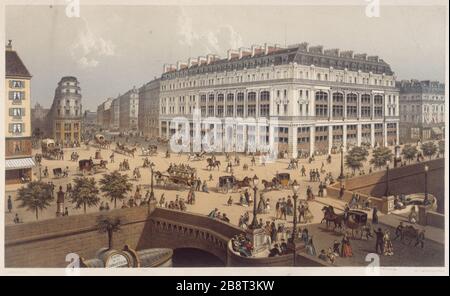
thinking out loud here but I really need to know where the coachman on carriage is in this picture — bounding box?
[41,139,61,160]
[78,159,107,175]
[94,134,110,149]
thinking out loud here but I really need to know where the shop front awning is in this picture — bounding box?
[431,127,443,135]
[5,157,36,170]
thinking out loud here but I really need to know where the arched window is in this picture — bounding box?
[346,93,357,104]
[237,92,244,102]
[260,91,270,101]
[332,93,344,103]
[315,91,328,117]
[217,94,224,102]
[208,94,215,103]
[227,93,234,103]
[248,92,256,103]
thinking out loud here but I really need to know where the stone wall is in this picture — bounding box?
[5,205,156,267]
[329,159,445,213]
[426,211,445,229]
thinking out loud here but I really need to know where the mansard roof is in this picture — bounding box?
[161,43,393,80]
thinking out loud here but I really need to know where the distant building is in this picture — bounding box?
[110,98,120,131]
[47,76,83,145]
[118,86,139,132]
[83,110,97,130]
[5,40,35,184]
[96,97,113,130]
[31,102,50,136]
[138,79,160,138]
[398,80,445,143]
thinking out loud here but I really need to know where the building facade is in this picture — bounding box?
[110,98,120,131]
[118,87,139,132]
[5,41,35,184]
[31,102,50,137]
[47,76,82,145]
[138,79,161,138]
[96,97,113,130]
[398,80,445,143]
[159,43,400,157]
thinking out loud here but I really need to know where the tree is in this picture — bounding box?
[421,142,437,160]
[96,216,121,250]
[345,146,369,173]
[16,181,54,220]
[69,177,100,213]
[401,144,418,164]
[370,146,393,169]
[99,171,132,208]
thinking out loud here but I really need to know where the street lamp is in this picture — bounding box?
[290,180,300,266]
[385,160,390,197]
[149,162,155,201]
[249,175,260,229]
[424,165,429,203]
[338,145,345,180]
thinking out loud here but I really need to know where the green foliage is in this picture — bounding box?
[421,142,437,160]
[401,144,418,163]
[16,181,54,220]
[345,146,369,173]
[96,216,121,249]
[69,177,100,213]
[370,146,393,169]
[99,171,133,208]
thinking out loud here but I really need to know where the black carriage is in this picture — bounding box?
[348,210,368,225]
[79,159,94,174]
[218,175,236,193]
[276,173,290,188]
[53,168,63,178]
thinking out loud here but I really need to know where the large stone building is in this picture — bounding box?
[31,102,50,136]
[110,98,120,131]
[118,86,139,132]
[138,79,161,137]
[5,40,35,184]
[96,97,113,130]
[47,76,83,145]
[159,43,400,157]
[397,80,445,143]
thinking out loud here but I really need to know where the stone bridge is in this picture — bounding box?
[5,202,328,267]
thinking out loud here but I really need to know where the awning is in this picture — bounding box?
[431,127,443,135]
[5,157,36,170]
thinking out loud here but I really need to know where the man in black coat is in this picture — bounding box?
[374,227,384,254]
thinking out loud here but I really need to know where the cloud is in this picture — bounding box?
[177,8,243,56]
[70,19,116,69]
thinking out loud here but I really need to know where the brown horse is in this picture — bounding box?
[206,158,221,170]
[262,178,280,191]
[234,176,251,190]
[321,206,344,230]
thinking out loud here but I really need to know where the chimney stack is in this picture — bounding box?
[6,40,12,51]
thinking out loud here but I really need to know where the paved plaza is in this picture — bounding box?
[4,137,445,267]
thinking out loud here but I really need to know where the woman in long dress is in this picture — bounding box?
[383,231,394,256]
[409,206,418,224]
[341,234,353,257]
[305,237,317,256]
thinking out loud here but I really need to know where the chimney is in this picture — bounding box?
[251,45,262,57]
[206,54,215,64]
[198,56,207,65]
[238,47,251,59]
[188,57,198,67]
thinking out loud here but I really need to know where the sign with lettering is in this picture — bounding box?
[105,252,130,268]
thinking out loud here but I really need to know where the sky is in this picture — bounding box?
[5,4,447,111]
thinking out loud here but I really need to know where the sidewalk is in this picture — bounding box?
[314,197,445,245]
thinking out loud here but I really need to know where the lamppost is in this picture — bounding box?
[339,145,345,180]
[290,180,300,266]
[149,162,155,201]
[385,160,390,197]
[249,175,260,229]
[424,165,429,203]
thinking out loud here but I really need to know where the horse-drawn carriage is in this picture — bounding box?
[154,164,197,190]
[41,139,61,160]
[93,134,110,149]
[321,207,369,238]
[53,168,63,178]
[217,175,236,193]
[141,144,157,156]
[276,173,290,189]
[78,159,107,175]
[115,142,136,157]
[188,151,206,161]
